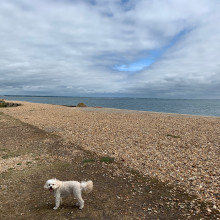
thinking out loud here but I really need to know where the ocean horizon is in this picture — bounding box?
[1,95,220,117]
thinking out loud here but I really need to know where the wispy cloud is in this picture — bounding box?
[113,29,189,72]
[0,0,220,98]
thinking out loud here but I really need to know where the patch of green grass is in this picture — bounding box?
[83,156,115,164]
[26,161,32,165]
[0,100,8,108]
[8,168,15,171]
[0,103,7,108]
[167,134,181,138]
[83,158,96,163]
[17,163,22,165]
[2,154,20,159]
[100,157,114,163]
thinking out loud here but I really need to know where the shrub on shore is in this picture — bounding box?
[77,102,87,107]
[0,100,21,108]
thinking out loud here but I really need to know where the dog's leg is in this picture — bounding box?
[73,189,84,209]
[54,193,61,210]
[76,196,84,210]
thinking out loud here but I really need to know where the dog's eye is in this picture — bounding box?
[52,184,54,185]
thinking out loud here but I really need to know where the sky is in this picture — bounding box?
[0,0,220,98]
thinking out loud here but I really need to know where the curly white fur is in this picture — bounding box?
[44,178,93,210]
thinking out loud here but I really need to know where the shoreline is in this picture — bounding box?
[1,96,220,117]
[78,106,220,119]
[2,99,220,119]
[1,100,220,208]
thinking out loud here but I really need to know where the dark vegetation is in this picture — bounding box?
[167,134,181,138]
[83,157,115,164]
[77,102,87,107]
[0,100,21,108]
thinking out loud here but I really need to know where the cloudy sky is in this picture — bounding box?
[0,0,220,98]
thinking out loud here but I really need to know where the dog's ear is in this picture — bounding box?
[44,182,48,189]
[53,180,60,189]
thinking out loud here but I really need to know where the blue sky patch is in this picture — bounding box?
[113,29,189,73]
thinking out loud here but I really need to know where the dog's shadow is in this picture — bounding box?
[37,200,81,211]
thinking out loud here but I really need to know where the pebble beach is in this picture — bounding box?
[1,100,219,210]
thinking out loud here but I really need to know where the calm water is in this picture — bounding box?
[1,96,220,117]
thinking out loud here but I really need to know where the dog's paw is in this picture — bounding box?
[76,202,83,209]
[53,206,58,210]
[79,205,84,210]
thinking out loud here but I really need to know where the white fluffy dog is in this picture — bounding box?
[44,178,93,210]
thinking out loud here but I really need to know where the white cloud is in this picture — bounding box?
[0,0,220,98]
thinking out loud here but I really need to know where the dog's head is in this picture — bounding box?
[44,179,59,192]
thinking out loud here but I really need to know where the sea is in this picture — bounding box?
[1,96,220,117]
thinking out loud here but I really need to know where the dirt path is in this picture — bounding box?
[0,112,219,219]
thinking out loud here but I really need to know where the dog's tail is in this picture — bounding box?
[80,180,93,194]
